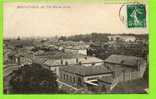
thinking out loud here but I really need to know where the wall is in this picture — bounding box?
[104,62,145,82]
[64,48,87,55]
[78,49,87,55]
[59,69,83,87]
[83,73,112,82]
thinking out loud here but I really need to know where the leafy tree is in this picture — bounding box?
[10,63,58,94]
[59,36,67,41]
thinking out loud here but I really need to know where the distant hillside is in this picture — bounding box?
[59,33,148,42]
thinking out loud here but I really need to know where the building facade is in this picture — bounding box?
[59,65,113,90]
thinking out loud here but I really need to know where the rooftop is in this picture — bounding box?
[60,65,112,76]
[105,54,145,67]
[35,51,84,59]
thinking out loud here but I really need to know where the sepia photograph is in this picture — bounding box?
[3,2,148,94]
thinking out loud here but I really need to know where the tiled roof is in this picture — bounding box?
[110,65,136,72]
[36,51,84,59]
[105,55,145,67]
[79,56,103,64]
[60,65,112,76]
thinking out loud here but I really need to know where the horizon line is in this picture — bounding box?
[4,32,148,39]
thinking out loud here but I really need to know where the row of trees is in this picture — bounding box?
[59,33,148,42]
[59,33,109,42]
[88,42,148,60]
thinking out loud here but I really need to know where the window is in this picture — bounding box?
[66,75,69,81]
[70,76,72,82]
[61,59,63,65]
[78,77,82,86]
[65,61,68,65]
[73,77,76,83]
[63,74,66,80]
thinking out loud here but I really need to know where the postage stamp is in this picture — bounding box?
[127,4,146,28]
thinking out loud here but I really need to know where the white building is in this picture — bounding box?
[108,35,136,42]
[35,56,104,76]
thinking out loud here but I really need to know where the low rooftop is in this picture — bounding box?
[105,54,145,67]
[35,51,84,59]
[60,65,112,76]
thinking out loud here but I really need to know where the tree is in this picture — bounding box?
[10,63,58,94]
[59,36,67,41]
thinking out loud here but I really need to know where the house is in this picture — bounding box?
[4,48,34,66]
[32,50,104,75]
[95,54,147,92]
[57,54,147,92]
[104,54,147,82]
[84,54,147,92]
[59,64,113,90]
[63,43,89,55]
[57,41,89,55]
[38,55,104,76]
[4,52,21,65]
[64,47,87,55]
[108,35,136,42]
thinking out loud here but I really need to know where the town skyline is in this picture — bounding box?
[3,32,148,39]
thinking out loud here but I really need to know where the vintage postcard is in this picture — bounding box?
[3,0,148,94]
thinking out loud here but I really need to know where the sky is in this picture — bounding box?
[3,3,148,38]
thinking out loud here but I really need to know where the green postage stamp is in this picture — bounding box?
[127,4,146,28]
